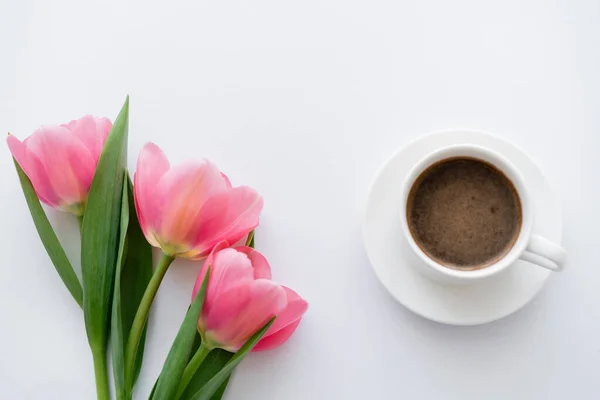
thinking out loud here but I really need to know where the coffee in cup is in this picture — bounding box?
[399,144,566,285]
[406,157,521,270]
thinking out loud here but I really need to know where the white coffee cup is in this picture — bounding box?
[399,144,566,285]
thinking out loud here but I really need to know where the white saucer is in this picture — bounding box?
[363,130,562,325]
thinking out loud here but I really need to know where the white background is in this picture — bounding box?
[1,0,599,399]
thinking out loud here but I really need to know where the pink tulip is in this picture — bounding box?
[192,243,308,352]
[7,116,112,215]
[134,143,263,259]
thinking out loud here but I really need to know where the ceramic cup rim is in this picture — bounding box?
[399,144,533,281]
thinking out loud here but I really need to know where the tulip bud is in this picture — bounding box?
[7,116,111,216]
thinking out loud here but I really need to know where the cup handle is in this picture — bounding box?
[519,235,567,272]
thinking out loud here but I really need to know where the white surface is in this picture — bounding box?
[364,130,560,324]
[1,0,599,399]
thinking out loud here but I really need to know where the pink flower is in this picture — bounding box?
[192,244,308,352]
[7,115,112,215]
[134,143,263,259]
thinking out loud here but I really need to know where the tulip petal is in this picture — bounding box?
[252,287,307,352]
[7,135,60,207]
[7,135,28,169]
[252,319,302,352]
[25,126,95,205]
[192,187,263,258]
[155,159,229,247]
[134,143,170,247]
[263,286,308,338]
[193,241,229,300]
[235,246,272,279]
[194,247,254,313]
[204,279,286,351]
[63,115,111,164]
[221,172,232,188]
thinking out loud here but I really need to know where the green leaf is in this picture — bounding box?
[120,177,153,387]
[148,335,231,400]
[244,230,255,248]
[179,343,233,400]
[81,96,129,353]
[12,160,84,307]
[112,175,153,399]
[111,174,130,399]
[210,375,231,400]
[148,380,158,400]
[187,318,275,400]
[152,268,211,400]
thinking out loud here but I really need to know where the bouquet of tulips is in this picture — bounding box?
[7,97,308,400]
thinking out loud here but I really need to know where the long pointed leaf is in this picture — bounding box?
[187,318,275,400]
[149,380,158,399]
[152,268,211,400]
[179,345,233,400]
[81,96,129,352]
[13,160,83,307]
[149,335,231,400]
[210,375,230,400]
[111,174,130,399]
[112,174,153,399]
[121,177,153,386]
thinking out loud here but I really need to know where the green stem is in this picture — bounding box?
[176,342,213,399]
[124,253,175,390]
[77,214,84,232]
[244,230,255,247]
[92,346,110,400]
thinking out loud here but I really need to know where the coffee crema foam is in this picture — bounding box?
[407,157,522,270]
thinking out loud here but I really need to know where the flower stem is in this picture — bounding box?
[245,230,255,247]
[124,253,175,390]
[77,215,84,232]
[92,345,110,400]
[176,342,213,399]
